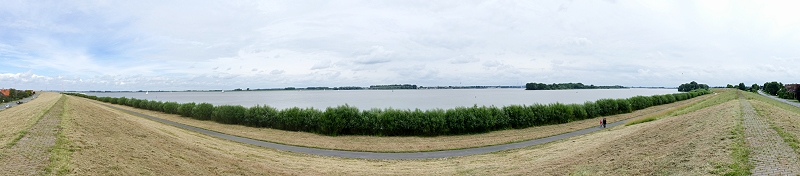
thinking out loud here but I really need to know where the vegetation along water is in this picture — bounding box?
[65,88,711,136]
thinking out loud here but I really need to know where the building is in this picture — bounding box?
[0,89,9,97]
[786,84,800,93]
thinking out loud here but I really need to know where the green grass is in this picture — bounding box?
[5,131,27,149]
[625,116,656,126]
[45,96,73,175]
[720,107,752,175]
[770,123,800,153]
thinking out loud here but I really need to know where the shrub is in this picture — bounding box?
[596,99,618,116]
[568,104,587,121]
[137,99,148,109]
[504,105,534,128]
[162,102,179,114]
[319,105,359,135]
[244,105,278,128]
[357,108,381,135]
[424,109,447,135]
[615,99,632,113]
[117,97,129,105]
[583,101,600,118]
[629,96,651,110]
[212,105,247,124]
[126,98,137,107]
[528,104,548,126]
[192,103,214,120]
[445,107,468,134]
[177,102,195,117]
[148,100,163,111]
[548,103,572,124]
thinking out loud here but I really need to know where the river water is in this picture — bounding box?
[86,88,678,110]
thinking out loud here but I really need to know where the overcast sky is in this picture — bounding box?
[1,0,799,91]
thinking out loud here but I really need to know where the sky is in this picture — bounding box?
[1,0,799,91]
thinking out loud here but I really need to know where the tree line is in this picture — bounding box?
[64,89,710,136]
[525,82,625,90]
[0,89,35,103]
[677,81,709,92]
[759,81,800,100]
[723,81,800,101]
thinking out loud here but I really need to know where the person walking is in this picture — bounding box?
[600,119,603,128]
[602,118,607,128]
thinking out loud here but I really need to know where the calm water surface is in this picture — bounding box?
[87,89,678,110]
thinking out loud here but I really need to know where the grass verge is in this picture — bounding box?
[720,111,752,176]
[46,95,73,175]
[5,131,27,149]
[746,92,800,153]
[743,90,800,116]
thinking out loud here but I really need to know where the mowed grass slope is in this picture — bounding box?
[55,92,748,175]
[96,93,714,152]
[0,92,60,150]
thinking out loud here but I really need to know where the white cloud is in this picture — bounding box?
[270,69,285,75]
[449,55,480,64]
[310,60,333,70]
[1,1,800,90]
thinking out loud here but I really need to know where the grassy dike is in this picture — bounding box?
[627,88,736,126]
[623,89,751,175]
[64,89,711,136]
[49,91,746,175]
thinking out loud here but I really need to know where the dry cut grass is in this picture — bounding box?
[507,99,741,175]
[98,94,713,152]
[60,94,738,175]
[749,99,800,153]
[0,92,61,149]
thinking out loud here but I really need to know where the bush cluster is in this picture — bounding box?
[63,89,711,136]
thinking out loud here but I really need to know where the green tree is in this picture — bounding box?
[763,81,782,95]
[750,84,760,92]
[738,83,746,90]
[678,81,708,92]
[726,84,734,88]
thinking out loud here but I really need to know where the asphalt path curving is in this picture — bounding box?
[0,94,39,111]
[758,91,800,108]
[94,100,633,159]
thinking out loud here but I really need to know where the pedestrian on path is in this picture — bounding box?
[602,118,606,128]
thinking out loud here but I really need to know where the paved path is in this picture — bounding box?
[758,91,800,108]
[739,95,800,175]
[0,95,64,175]
[96,102,636,159]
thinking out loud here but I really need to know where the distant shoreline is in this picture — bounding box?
[64,86,676,93]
